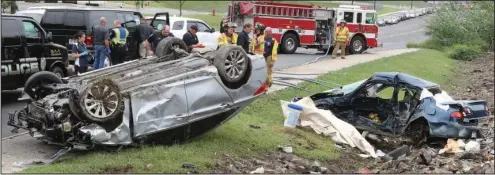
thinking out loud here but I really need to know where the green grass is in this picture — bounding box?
[377,6,400,15]
[183,14,223,30]
[21,49,456,173]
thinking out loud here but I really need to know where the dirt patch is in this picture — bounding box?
[98,164,134,174]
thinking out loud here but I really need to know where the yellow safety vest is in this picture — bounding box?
[266,38,279,61]
[218,33,238,48]
[111,27,129,46]
[251,35,265,54]
[335,26,349,42]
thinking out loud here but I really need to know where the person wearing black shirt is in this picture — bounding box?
[236,23,253,52]
[182,25,200,53]
[146,25,174,54]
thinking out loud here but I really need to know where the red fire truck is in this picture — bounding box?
[226,1,380,54]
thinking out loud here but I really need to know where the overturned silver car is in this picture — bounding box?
[8,38,268,148]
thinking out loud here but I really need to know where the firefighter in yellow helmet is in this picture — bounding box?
[251,23,265,55]
[332,19,350,59]
[263,27,278,87]
[217,23,238,48]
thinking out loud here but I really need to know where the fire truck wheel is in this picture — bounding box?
[214,45,251,89]
[281,33,298,54]
[155,37,188,57]
[349,35,366,54]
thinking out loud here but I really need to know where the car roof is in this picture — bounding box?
[1,14,36,20]
[39,6,137,12]
[15,9,46,14]
[147,16,209,26]
[371,72,439,89]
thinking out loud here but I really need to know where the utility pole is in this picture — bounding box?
[374,0,376,10]
[410,0,413,9]
[352,0,354,5]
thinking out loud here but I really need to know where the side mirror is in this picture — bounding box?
[46,32,53,41]
[210,28,215,33]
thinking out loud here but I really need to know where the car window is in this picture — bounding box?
[196,21,210,32]
[172,20,184,30]
[22,21,42,38]
[1,19,21,38]
[343,12,354,23]
[365,13,375,24]
[133,13,142,25]
[186,20,197,29]
[123,13,137,32]
[89,11,117,30]
[64,11,85,30]
[41,11,65,29]
[151,19,167,29]
[376,86,395,100]
[16,12,44,23]
[356,13,362,23]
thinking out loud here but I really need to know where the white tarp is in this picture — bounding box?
[280,97,377,157]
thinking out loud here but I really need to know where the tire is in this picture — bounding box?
[51,66,65,78]
[349,35,366,54]
[24,71,63,100]
[281,33,298,54]
[405,119,429,144]
[214,45,250,86]
[155,37,188,58]
[78,79,124,123]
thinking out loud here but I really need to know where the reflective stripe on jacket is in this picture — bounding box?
[252,35,265,54]
[335,26,349,42]
[264,37,279,61]
[218,33,238,47]
[111,27,129,46]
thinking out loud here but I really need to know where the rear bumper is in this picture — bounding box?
[429,122,484,139]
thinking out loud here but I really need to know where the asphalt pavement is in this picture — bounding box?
[1,8,430,138]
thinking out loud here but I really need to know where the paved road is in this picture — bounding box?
[1,10,430,138]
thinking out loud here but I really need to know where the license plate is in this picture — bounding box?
[69,39,77,45]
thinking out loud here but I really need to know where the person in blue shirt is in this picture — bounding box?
[72,31,89,74]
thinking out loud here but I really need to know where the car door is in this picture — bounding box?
[195,21,219,50]
[149,12,170,29]
[1,18,26,90]
[20,19,44,79]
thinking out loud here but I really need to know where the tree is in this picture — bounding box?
[179,0,186,17]
[2,1,18,14]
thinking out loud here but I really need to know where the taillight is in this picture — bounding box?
[253,83,267,96]
[85,36,93,46]
[450,111,464,120]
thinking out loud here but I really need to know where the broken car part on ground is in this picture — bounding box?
[294,72,490,142]
[8,37,268,152]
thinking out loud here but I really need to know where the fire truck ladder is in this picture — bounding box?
[252,3,314,18]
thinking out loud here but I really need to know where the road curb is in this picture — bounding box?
[1,132,29,141]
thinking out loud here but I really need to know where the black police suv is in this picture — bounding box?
[38,7,169,63]
[1,15,68,91]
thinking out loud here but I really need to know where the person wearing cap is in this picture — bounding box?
[146,25,175,54]
[217,23,238,48]
[332,19,350,59]
[263,27,278,87]
[251,24,265,55]
[182,25,200,53]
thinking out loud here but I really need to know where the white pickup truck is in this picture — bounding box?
[145,15,221,50]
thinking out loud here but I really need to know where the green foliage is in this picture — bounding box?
[448,44,482,61]
[425,1,494,53]
[406,39,444,51]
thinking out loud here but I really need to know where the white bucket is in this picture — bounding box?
[284,103,303,128]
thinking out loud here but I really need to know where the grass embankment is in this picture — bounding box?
[22,49,456,173]
[377,6,401,16]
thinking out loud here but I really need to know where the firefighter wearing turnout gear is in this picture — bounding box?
[251,23,265,55]
[332,19,350,59]
[263,27,278,87]
[217,23,238,48]
[109,20,129,65]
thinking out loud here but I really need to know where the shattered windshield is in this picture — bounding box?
[341,79,367,95]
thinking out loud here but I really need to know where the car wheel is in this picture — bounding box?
[214,45,251,89]
[405,119,429,144]
[349,35,366,54]
[281,33,298,54]
[51,66,65,78]
[155,37,188,58]
[24,71,63,100]
[78,79,124,123]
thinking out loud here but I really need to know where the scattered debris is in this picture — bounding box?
[250,167,265,174]
[279,146,293,154]
[358,167,373,174]
[145,164,152,170]
[182,162,195,169]
[465,140,481,153]
[376,150,386,157]
[249,124,261,129]
[384,145,409,161]
[99,164,133,173]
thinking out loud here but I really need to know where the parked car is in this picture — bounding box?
[396,11,408,21]
[37,7,157,66]
[8,38,268,148]
[294,72,489,142]
[145,16,221,50]
[376,18,386,27]
[1,14,68,90]
[406,10,416,19]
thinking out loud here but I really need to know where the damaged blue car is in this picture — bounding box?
[295,72,490,142]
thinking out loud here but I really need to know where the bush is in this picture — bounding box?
[448,44,482,61]
[406,39,444,51]
[425,1,494,51]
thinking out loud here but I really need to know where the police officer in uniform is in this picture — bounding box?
[109,20,129,65]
